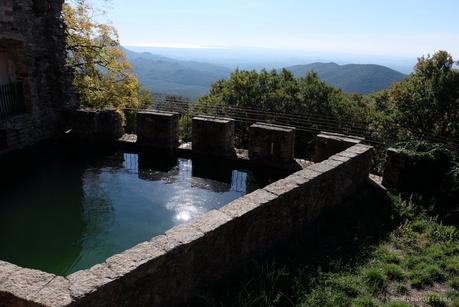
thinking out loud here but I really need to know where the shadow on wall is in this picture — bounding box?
[188,181,394,307]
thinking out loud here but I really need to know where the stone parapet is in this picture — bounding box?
[0,143,374,307]
[0,0,75,155]
[249,122,295,163]
[136,111,179,150]
[311,131,363,162]
[71,109,124,141]
[192,116,235,156]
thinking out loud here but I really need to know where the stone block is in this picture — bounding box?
[28,276,73,307]
[67,269,111,299]
[136,111,179,150]
[0,267,55,301]
[72,109,124,141]
[249,122,295,163]
[382,147,450,193]
[105,241,166,277]
[192,116,235,155]
[190,210,232,234]
[165,223,204,245]
[311,132,363,162]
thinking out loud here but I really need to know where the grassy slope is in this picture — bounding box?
[299,197,459,307]
[190,184,459,307]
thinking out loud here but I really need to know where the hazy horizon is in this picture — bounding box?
[124,45,417,73]
[100,0,459,63]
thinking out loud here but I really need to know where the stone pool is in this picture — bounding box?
[0,146,284,276]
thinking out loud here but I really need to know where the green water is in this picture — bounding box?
[0,147,281,276]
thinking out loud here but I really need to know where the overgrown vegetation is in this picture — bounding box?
[299,197,458,307]
[64,0,152,110]
[179,51,459,155]
[192,191,459,307]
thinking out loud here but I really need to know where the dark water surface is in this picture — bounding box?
[0,146,285,276]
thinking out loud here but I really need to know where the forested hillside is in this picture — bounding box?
[287,62,406,95]
[123,48,231,99]
[124,48,406,98]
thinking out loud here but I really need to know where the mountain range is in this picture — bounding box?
[286,62,406,95]
[123,48,231,99]
[124,48,407,99]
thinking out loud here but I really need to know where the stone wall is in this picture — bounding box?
[249,122,296,163]
[0,0,74,154]
[71,109,124,141]
[312,132,363,162]
[0,143,373,307]
[136,111,179,150]
[382,147,452,193]
[192,116,235,155]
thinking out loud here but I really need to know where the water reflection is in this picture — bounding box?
[0,148,288,275]
[0,148,285,276]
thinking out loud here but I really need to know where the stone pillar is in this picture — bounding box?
[192,116,235,155]
[72,109,124,141]
[136,111,179,150]
[249,122,295,163]
[311,132,363,162]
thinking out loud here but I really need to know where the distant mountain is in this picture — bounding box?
[123,48,231,99]
[124,48,407,99]
[286,62,406,95]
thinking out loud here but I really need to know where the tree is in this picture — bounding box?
[180,69,369,146]
[198,69,366,120]
[63,0,151,110]
[387,51,459,141]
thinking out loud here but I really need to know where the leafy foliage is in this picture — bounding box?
[63,0,152,110]
[287,62,406,95]
[199,69,366,121]
[383,51,459,142]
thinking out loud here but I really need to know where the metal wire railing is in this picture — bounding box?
[123,96,459,151]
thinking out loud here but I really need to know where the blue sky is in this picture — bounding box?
[100,0,459,57]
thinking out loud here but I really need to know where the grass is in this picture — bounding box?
[299,196,458,306]
[189,186,459,307]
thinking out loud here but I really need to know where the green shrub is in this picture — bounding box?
[425,293,448,307]
[384,264,405,281]
[384,302,411,307]
[409,263,446,288]
[351,295,377,307]
[362,267,387,293]
[450,277,459,290]
[394,283,409,294]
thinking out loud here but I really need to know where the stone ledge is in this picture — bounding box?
[137,110,178,117]
[219,191,272,218]
[28,276,72,307]
[105,241,166,277]
[312,131,363,162]
[190,210,232,234]
[0,139,375,307]
[0,267,55,303]
[192,116,234,124]
[250,122,295,133]
[164,223,205,246]
[263,176,299,196]
[67,269,111,299]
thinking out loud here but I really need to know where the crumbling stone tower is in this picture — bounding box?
[0,0,74,154]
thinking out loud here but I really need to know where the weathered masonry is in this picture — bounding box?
[192,116,235,155]
[312,131,363,162]
[0,0,73,154]
[249,122,296,163]
[0,128,373,307]
[136,111,179,150]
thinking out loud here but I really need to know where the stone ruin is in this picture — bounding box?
[0,0,74,154]
[192,116,235,155]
